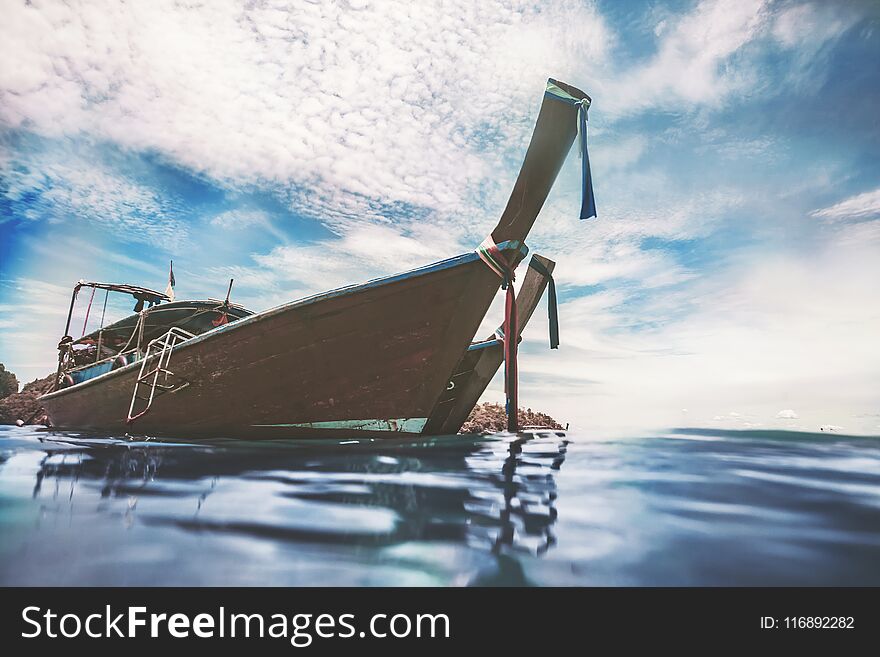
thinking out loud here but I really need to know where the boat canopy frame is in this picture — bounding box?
[54,281,171,391]
[62,281,169,334]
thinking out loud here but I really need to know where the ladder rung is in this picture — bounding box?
[128,328,185,425]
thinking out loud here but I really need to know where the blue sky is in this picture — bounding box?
[1,0,879,434]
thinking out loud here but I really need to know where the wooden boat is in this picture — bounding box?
[39,78,592,438]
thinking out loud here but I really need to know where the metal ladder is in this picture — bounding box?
[126,327,195,424]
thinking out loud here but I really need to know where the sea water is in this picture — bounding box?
[0,425,878,586]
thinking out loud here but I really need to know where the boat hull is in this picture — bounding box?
[41,253,504,439]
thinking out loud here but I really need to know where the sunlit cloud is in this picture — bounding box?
[811,188,880,222]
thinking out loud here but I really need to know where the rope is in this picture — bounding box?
[528,257,559,349]
[120,311,143,354]
[81,286,96,337]
[94,289,110,363]
[99,289,109,329]
[476,236,519,432]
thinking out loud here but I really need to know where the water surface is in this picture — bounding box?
[1,425,878,585]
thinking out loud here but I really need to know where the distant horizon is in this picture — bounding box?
[2,0,879,435]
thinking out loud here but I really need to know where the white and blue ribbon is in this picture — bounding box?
[544,79,596,220]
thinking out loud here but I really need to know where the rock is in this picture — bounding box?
[460,402,564,434]
[0,363,19,400]
[0,373,54,426]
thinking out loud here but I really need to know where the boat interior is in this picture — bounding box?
[60,282,252,388]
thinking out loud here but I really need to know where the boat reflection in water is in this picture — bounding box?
[3,428,568,585]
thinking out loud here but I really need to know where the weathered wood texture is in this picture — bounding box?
[490,79,587,246]
[423,255,556,435]
[43,256,501,438]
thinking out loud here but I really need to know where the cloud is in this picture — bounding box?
[771,2,860,50]
[811,188,880,222]
[0,0,610,227]
[210,210,269,231]
[775,409,798,419]
[217,220,466,307]
[513,221,880,435]
[526,185,741,291]
[0,0,877,434]
[0,142,189,245]
[0,278,74,378]
[600,0,772,115]
[593,135,648,172]
[598,0,863,117]
[209,208,289,244]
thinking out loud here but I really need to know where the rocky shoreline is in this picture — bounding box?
[460,402,564,433]
[0,373,53,426]
[0,369,564,434]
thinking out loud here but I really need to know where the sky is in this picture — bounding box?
[1,0,879,435]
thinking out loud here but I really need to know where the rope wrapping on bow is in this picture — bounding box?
[528,257,559,349]
[476,236,519,433]
[544,79,597,220]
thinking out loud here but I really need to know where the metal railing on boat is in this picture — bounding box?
[126,327,195,424]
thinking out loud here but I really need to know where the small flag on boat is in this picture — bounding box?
[165,261,176,302]
[544,78,597,220]
[212,278,234,327]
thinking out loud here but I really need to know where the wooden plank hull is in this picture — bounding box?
[42,254,503,439]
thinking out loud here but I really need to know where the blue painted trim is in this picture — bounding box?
[252,417,429,433]
[467,338,502,352]
[69,360,113,384]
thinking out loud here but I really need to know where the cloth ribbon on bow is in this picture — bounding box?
[476,235,519,432]
[528,257,559,350]
[544,79,597,220]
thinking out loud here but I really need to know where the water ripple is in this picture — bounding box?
[0,425,878,585]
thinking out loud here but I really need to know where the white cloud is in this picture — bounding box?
[811,188,880,222]
[597,0,862,117]
[209,209,288,243]
[776,409,798,419]
[525,186,740,290]
[593,135,648,172]
[0,0,610,227]
[600,0,771,115]
[513,224,880,435]
[0,145,188,245]
[0,278,73,380]
[772,2,859,50]
[276,221,455,289]
[210,209,269,231]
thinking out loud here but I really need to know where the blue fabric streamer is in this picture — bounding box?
[528,257,559,350]
[577,104,596,220]
[544,79,597,220]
